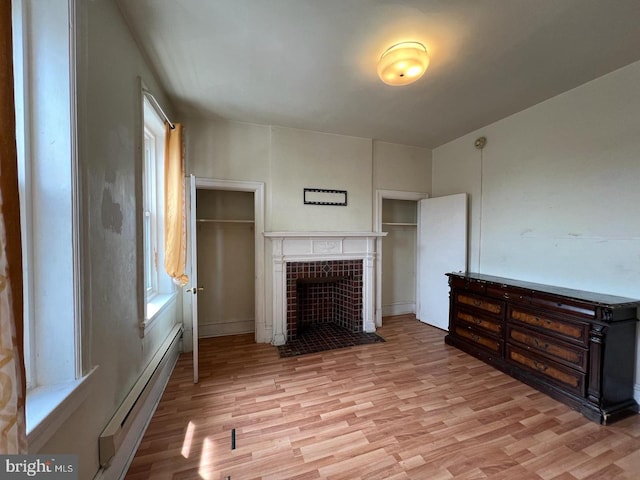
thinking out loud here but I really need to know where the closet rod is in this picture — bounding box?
[142,88,175,130]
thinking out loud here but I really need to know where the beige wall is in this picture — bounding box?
[270,127,373,232]
[433,60,640,391]
[186,123,433,233]
[185,119,271,183]
[373,141,432,193]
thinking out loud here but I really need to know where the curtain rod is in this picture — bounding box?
[142,88,175,130]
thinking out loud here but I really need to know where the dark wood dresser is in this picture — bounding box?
[445,272,639,424]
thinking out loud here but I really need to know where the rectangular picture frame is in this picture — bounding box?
[303,188,348,206]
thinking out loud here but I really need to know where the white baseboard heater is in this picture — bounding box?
[98,324,182,474]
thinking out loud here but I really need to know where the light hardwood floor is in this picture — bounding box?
[125,315,640,479]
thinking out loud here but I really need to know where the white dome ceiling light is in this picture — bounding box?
[377,42,430,86]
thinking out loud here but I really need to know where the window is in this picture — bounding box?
[12,0,94,451]
[144,126,159,297]
[142,95,174,325]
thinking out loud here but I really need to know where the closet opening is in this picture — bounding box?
[195,188,255,337]
[381,199,418,318]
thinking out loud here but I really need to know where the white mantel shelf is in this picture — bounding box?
[266,231,384,345]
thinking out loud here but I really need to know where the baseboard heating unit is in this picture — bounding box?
[96,323,182,479]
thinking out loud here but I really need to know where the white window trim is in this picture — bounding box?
[142,94,175,335]
[13,0,87,441]
[12,0,34,391]
[26,367,97,453]
[144,292,178,334]
[144,127,159,298]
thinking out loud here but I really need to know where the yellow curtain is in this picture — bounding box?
[0,0,27,454]
[164,123,189,285]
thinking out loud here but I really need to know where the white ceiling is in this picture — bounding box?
[117,0,640,148]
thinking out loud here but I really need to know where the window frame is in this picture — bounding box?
[143,126,159,298]
[12,0,95,452]
[141,93,175,330]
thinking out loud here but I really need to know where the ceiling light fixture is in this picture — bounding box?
[377,42,429,86]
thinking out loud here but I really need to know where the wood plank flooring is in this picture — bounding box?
[125,315,640,479]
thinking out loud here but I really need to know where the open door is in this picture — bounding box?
[417,193,467,330]
[186,174,199,383]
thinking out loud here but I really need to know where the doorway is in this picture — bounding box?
[381,198,419,317]
[184,177,265,383]
[375,190,427,326]
[196,189,255,337]
[375,190,467,330]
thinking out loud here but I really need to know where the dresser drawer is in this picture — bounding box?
[528,294,596,320]
[486,284,530,303]
[507,345,586,396]
[509,306,589,347]
[507,325,588,372]
[454,307,502,336]
[449,276,486,294]
[454,326,502,354]
[455,292,504,317]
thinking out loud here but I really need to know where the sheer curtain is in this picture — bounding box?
[164,123,188,285]
[0,0,27,454]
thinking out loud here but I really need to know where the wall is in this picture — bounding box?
[270,127,373,232]
[373,141,432,194]
[185,119,271,184]
[36,1,181,479]
[432,60,640,394]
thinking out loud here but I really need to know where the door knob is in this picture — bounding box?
[186,287,205,294]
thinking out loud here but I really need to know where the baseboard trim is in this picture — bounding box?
[382,302,415,317]
[199,319,255,338]
[634,383,640,406]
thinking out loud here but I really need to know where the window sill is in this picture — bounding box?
[27,366,98,453]
[144,292,178,335]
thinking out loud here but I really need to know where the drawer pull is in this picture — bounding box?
[473,300,481,307]
[534,360,549,372]
[473,318,482,325]
[471,333,480,342]
[533,338,550,350]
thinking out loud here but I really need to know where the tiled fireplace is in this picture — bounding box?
[287,260,363,341]
[265,232,385,346]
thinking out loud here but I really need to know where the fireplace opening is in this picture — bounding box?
[286,260,363,341]
[296,276,349,335]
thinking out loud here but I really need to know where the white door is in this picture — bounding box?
[187,174,199,383]
[417,193,467,330]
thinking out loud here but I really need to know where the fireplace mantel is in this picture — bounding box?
[264,231,386,345]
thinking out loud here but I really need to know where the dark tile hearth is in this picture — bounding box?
[277,323,385,358]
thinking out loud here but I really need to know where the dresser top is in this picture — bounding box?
[447,272,640,308]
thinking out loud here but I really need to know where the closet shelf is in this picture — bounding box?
[196,219,255,224]
[382,222,417,227]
